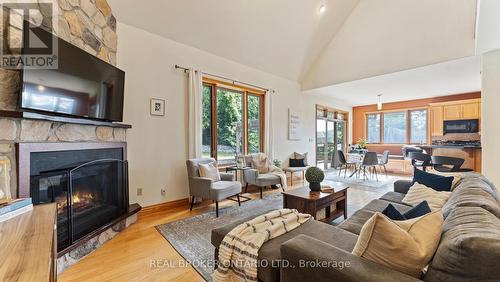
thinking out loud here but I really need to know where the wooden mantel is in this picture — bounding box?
[0,203,57,281]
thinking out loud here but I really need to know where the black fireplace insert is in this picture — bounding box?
[29,148,129,252]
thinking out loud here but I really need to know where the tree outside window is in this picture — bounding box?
[384,112,407,144]
[202,82,264,164]
[366,109,428,144]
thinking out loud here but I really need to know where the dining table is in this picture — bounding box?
[346,152,383,179]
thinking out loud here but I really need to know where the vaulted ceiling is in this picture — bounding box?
[109,0,481,101]
[108,0,359,81]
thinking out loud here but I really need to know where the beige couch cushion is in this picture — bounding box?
[402,182,452,210]
[198,162,220,182]
[352,211,444,278]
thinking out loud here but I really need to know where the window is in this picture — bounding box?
[247,95,263,154]
[366,109,428,144]
[383,112,407,144]
[366,114,381,143]
[202,85,213,158]
[202,81,265,164]
[410,110,427,144]
[216,88,244,163]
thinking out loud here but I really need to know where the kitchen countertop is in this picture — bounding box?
[419,144,482,149]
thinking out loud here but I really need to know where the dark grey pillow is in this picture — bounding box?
[413,167,454,192]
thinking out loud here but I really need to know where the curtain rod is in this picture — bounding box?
[175,64,274,93]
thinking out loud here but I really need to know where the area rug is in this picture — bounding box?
[325,170,401,188]
[155,193,283,281]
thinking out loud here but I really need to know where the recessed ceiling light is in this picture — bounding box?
[319,5,326,14]
[38,85,45,92]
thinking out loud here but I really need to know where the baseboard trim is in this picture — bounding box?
[139,198,189,215]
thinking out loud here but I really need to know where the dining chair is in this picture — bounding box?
[337,150,357,178]
[360,152,379,181]
[431,156,473,172]
[378,150,390,178]
[409,152,432,171]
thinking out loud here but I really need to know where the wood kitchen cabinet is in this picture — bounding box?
[431,106,444,137]
[430,98,481,137]
[443,105,462,120]
[442,100,481,121]
[461,102,480,120]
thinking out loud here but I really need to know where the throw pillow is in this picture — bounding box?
[198,162,221,182]
[382,201,431,220]
[413,167,454,192]
[381,204,406,220]
[427,169,463,190]
[252,157,270,174]
[294,152,308,166]
[352,210,444,278]
[289,158,305,167]
[402,183,452,210]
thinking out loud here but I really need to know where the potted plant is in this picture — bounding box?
[273,159,282,168]
[356,138,368,150]
[305,167,325,191]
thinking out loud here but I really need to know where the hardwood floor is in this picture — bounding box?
[59,172,396,282]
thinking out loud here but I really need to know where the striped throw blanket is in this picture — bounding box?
[213,209,311,282]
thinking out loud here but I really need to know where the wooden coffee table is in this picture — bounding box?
[282,182,349,223]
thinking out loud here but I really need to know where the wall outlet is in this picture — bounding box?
[137,188,143,196]
[161,188,166,196]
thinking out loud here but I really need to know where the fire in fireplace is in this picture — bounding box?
[57,191,96,215]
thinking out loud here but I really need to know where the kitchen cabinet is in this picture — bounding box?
[431,106,444,137]
[444,105,462,120]
[461,102,480,120]
[443,100,481,121]
[430,98,481,137]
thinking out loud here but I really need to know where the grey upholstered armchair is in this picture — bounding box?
[186,158,242,217]
[242,154,283,199]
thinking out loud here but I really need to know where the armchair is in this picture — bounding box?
[186,158,242,217]
[242,154,283,199]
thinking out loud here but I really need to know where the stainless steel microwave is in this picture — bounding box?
[444,119,479,134]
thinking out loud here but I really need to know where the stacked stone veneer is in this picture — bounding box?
[0,0,135,273]
[0,0,121,201]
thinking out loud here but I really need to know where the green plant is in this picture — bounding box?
[305,167,325,183]
[356,138,368,149]
[273,159,282,167]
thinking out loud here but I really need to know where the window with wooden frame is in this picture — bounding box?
[365,109,428,145]
[202,78,265,165]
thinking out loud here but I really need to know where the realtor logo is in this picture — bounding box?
[0,0,58,69]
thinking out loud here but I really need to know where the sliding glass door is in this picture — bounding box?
[316,107,347,170]
[316,118,327,170]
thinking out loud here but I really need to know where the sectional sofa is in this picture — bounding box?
[211,173,500,281]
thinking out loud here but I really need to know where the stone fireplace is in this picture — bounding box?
[0,0,138,273]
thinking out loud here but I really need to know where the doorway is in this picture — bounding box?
[315,106,348,170]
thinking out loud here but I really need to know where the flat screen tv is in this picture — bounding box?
[20,23,125,122]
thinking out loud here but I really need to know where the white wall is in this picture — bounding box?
[481,49,500,190]
[116,23,352,207]
[302,0,477,90]
[476,0,500,54]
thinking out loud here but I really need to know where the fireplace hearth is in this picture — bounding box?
[17,143,131,254]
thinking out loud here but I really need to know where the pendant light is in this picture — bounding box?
[377,94,383,110]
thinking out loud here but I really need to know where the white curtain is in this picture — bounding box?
[264,90,274,159]
[188,68,203,158]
